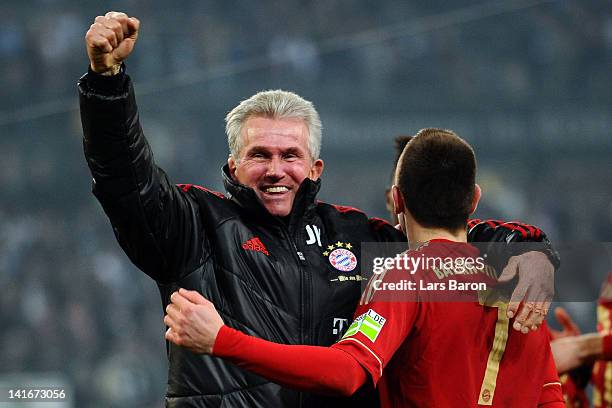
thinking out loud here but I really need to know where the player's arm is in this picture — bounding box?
[552,332,612,373]
[214,327,368,396]
[467,219,560,270]
[468,219,559,332]
[165,283,415,389]
[164,289,368,396]
[80,12,206,283]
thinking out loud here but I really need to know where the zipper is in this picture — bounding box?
[276,222,308,333]
[278,222,309,408]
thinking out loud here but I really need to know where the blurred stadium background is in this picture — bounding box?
[0,0,611,406]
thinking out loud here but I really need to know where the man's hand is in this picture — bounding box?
[164,289,224,354]
[85,11,140,74]
[551,333,604,374]
[498,251,554,333]
[550,307,581,340]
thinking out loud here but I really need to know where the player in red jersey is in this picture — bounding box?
[591,278,612,408]
[550,274,612,407]
[164,129,564,407]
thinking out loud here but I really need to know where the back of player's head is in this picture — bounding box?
[396,128,476,231]
[225,90,322,162]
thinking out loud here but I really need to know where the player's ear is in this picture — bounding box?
[469,184,482,214]
[391,185,405,215]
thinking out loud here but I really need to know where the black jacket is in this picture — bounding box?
[79,67,557,408]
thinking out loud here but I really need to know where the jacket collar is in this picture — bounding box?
[222,164,321,227]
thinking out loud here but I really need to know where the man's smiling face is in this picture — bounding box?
[228,116,324,217]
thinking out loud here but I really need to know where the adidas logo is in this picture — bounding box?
[242,237,269,256]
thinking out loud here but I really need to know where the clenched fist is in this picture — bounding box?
[164,289,225,355]
[85,11,140,75]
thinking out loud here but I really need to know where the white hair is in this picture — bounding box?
[225,90,322,162]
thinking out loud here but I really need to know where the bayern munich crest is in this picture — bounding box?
[323,242,357,272]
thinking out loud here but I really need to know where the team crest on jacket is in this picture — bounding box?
[323,242,357,272]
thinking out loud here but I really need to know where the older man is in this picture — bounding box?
[79,11,557,408]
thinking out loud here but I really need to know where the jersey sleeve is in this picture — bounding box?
[538,342,564,407]
[213,326,368,396]
[331,269,420,385]
[600,334,612,360]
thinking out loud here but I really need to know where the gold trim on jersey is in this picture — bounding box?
[593,364,602,407]
[477,302,510,405]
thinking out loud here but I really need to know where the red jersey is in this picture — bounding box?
[332,240,563,407]
[592,273,612,408]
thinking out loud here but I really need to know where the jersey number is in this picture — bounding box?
[477,302,510,405]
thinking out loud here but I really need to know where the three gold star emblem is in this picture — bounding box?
[322,241,354,257]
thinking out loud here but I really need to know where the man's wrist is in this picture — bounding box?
[99,63,122,76]
[541,246,561,270]
[579,333,604,360]
[83,63,127,95]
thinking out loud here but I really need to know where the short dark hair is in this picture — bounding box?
[396,128,476,231]
[393,136,413,166]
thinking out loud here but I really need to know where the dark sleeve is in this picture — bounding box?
[79,65,206,283]
[467,219,560,270]
[368,217,407,243]
[213,326,368,397]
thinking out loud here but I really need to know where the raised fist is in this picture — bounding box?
[85,11,140,74]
